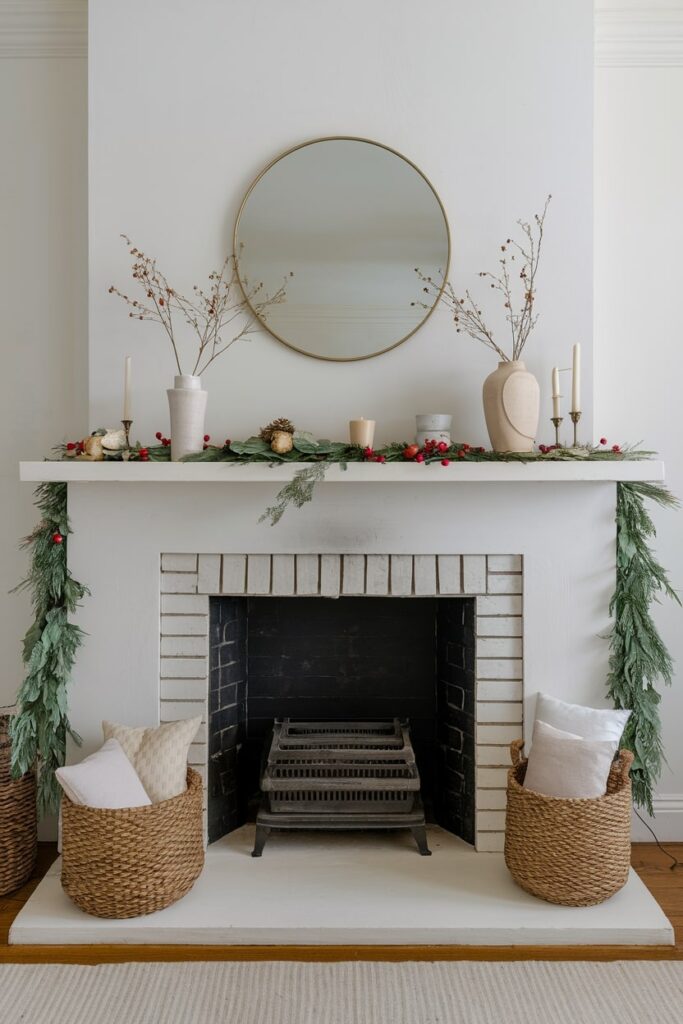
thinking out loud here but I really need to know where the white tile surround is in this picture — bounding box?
[160,552,524,852]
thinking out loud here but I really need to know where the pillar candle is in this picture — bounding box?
[571,343,581,413]
[349,418,375,448]
[123,356,132,421]
[551,367,561,419]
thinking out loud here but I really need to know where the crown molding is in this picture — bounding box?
[0,1,86,59]
[596,6,683,67]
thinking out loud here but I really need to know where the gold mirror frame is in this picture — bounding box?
[233,136,451,362]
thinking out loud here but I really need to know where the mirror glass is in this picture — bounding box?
[234,138,450,361]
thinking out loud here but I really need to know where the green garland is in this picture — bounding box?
[13,440,679,817]
[10,482,88,816]
[608,482,680,813]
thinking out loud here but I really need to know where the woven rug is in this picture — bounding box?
[2,960,683,1023]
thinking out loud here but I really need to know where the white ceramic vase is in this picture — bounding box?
[166,375,208,462]
[482,360,539,453]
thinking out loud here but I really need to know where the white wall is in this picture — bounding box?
[88,0,594,445]
[0,6,87,707]
[595,1,683,838]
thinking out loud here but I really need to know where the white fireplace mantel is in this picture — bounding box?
[18,460,666,484]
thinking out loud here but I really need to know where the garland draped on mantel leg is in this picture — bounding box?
[608,481,680,813]
[10,482,88,815]
[9,476,679,817]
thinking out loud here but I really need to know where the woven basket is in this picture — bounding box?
[0,718,37,896]
[61,767,204,918]
[504,738,634,907]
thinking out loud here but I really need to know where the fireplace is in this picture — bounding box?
[207,595,476,846]
[158,551,525,852]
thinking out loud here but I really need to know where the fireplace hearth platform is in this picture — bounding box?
[10,825,673,947]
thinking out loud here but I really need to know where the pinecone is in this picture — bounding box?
[259,418,295,443]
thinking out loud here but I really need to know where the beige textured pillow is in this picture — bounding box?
[523,719,616,799]
[102,717,201,803]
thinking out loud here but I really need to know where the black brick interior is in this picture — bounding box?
[208,596,476,846]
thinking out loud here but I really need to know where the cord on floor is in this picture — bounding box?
[634,808,681,870]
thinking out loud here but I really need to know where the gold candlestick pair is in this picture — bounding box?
[549,411,581,448]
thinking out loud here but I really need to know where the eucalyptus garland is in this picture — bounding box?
[10,482,88,815]
[608,481,680,813]
[13,438,678,818]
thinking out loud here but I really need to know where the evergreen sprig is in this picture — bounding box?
[608,481,680,812]
[10,482,89,816]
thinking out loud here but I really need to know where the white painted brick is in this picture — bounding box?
[477,723,523,744]
[477,595,522,616]
[463,555,486,593]
[296,555,319,595]
[366,555,389,595]
[161,635,208,657]
[161,594,209,615]
[188,742,207,764]
[160,701,206,724]
[476,615,522,637]
[477,658,523,680]
[477,810,507,831]
[477,680,523,702]
[222,554,247,594]
[476,789,507,811]
[476,831,505,853]
[161,678,207,700]
[160,572,198,594]
[247,555,271,594]
[414,555,437,595]
[488,555,522,572]
[160,657,208,678]
[487,574,523,595]
[476,745,511,766]
[390,555,413,596]
[320,555,341,597]
[197,554,221,594]
[477,767,509,788]
[477,701,523,724]
[477,637,523,658]
[161,553,198,572]
[161,615,208,636]
[271,554,295,595]
[342,555,365,594]
[437,555,461,595]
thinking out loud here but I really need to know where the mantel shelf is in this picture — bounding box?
[19,460,665,484]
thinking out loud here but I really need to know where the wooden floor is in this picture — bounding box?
[1,843,682,964]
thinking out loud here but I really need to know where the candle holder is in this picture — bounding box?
[121,419,133,450]
[569,410,581,448]
[551,416,563,447]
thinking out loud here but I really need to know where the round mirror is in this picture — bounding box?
[234,137,450,361]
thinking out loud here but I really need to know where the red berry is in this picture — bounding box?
[403,444,420,460]
[377,455,386,463]
[224,439,231,447]
[462,443,470,452]
[437,441,448,453]
[539,444,547,453]
[66,442,75,451]
[162,438,170,447]
[600,437,608,446]
[478,446,486,453]
[457,449,465,459]
[155,431,162,440]
[363,446,373,457]
[612,444,621,453]
[52,532,63,544]
[441,459,450,467]
[415,453,425,463]
[139,448,148,456]
[203,434,210,442]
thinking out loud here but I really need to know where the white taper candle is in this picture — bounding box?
[123,356,132,421]
[551,367,561,419]
[571,343,581,413]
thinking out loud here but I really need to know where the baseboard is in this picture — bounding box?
[632,795,683,842]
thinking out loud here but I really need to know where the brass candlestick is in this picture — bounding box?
[551,416,563,447]
[569,410,581,447]
[121,419,133,449]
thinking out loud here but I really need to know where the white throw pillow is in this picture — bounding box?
[523,719,616,799]
[55,738,152,809]
[102,717,201,803]
[535,693,630,752]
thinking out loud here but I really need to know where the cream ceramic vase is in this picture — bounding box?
[166,375,208,462]
[482,360,540,453]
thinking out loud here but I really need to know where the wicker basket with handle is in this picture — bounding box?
[504,738,634,907]
[61,766,204,918]
[0,714,37,896]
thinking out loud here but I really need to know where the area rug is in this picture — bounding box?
[2,960,683,1023]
